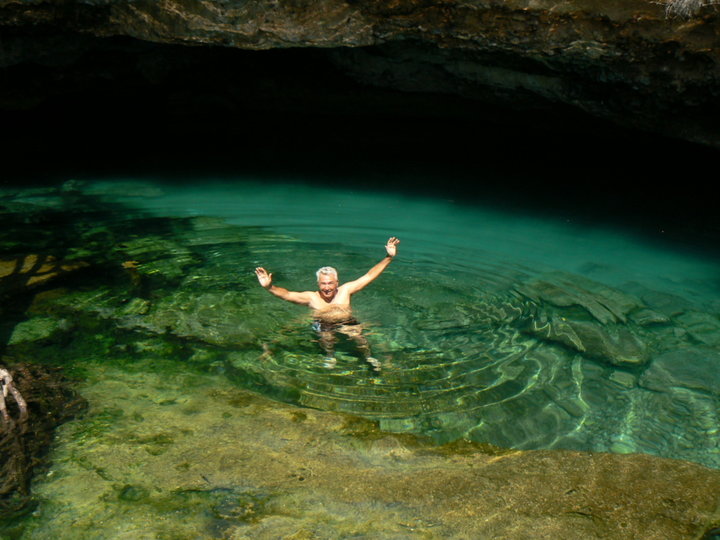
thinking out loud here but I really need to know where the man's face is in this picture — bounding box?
[318,275,338,300]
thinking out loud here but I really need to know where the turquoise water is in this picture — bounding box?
[2,176,720,517]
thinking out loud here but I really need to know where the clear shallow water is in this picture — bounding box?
[3,177,720,475]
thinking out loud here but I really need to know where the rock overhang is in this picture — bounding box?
[1,0,720,147]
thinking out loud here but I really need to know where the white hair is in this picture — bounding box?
[316,266,338,281]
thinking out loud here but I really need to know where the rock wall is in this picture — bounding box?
[1,0,720,146]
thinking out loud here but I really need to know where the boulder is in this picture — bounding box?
[516,272,643,325]
[640,348,720,395]
[518,273,649,366]
[526,315,649,367]
[675,311,720,347]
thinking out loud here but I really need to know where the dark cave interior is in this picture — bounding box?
[1,36,718,254]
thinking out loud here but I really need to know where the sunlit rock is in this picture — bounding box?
[0,254,89,295]
[23,362,720,539]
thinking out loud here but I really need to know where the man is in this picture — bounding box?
[255,237,400,370]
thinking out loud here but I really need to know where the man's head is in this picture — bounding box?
[316,266,339,301]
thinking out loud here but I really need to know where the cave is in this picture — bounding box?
[1,30,718,250]
[3,3,720,538]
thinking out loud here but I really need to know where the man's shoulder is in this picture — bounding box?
[286,290,315,302]
[337,283,356,294]
[303,290,322,305]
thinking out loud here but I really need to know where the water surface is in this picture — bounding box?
[2,176,720,534]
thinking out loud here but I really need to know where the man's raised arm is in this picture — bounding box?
[255,267,312,305]
[342,237,400,295]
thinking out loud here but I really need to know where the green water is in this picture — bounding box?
[2,177,720,536]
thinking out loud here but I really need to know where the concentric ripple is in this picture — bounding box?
[221,246,577,446]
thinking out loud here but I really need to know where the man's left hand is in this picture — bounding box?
[385,237,400,258]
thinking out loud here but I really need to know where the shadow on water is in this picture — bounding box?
[0,188,228,523]
[0,189,199,349]
[1,39,719,259]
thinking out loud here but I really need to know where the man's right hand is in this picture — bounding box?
[255,267,273,288]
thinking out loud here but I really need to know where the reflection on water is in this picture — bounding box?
[2,178,720,532]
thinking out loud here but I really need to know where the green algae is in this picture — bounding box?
[117,484,150,502]
[73,406,125,442]
[14,359,720,540]
[4,179,720,536]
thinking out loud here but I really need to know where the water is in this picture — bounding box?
[2,177,720,536]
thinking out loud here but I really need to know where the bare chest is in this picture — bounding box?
[308,288,352,311]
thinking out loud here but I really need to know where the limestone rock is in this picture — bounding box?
[8,317,70,345]
[675,311,720,347]
[2,0,720,146]
[640,348,720,395]
[24,363,720,539]
[516,272,643,325]
[517,273,649,366]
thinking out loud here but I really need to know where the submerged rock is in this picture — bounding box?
[674,311,720,347]
[22,364,720,539]
[563,320,649,367]
[517,272,650,367]
[630,308,671,327]
[516,272,643,325]
[622,282,698,317]
[640,348,720,395]
[7,317,70,346]
[0,362,87,520]
[132,291,256,347]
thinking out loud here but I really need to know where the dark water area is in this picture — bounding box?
[2,40,719,257]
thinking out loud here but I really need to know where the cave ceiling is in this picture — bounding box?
[1,0,720,148]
